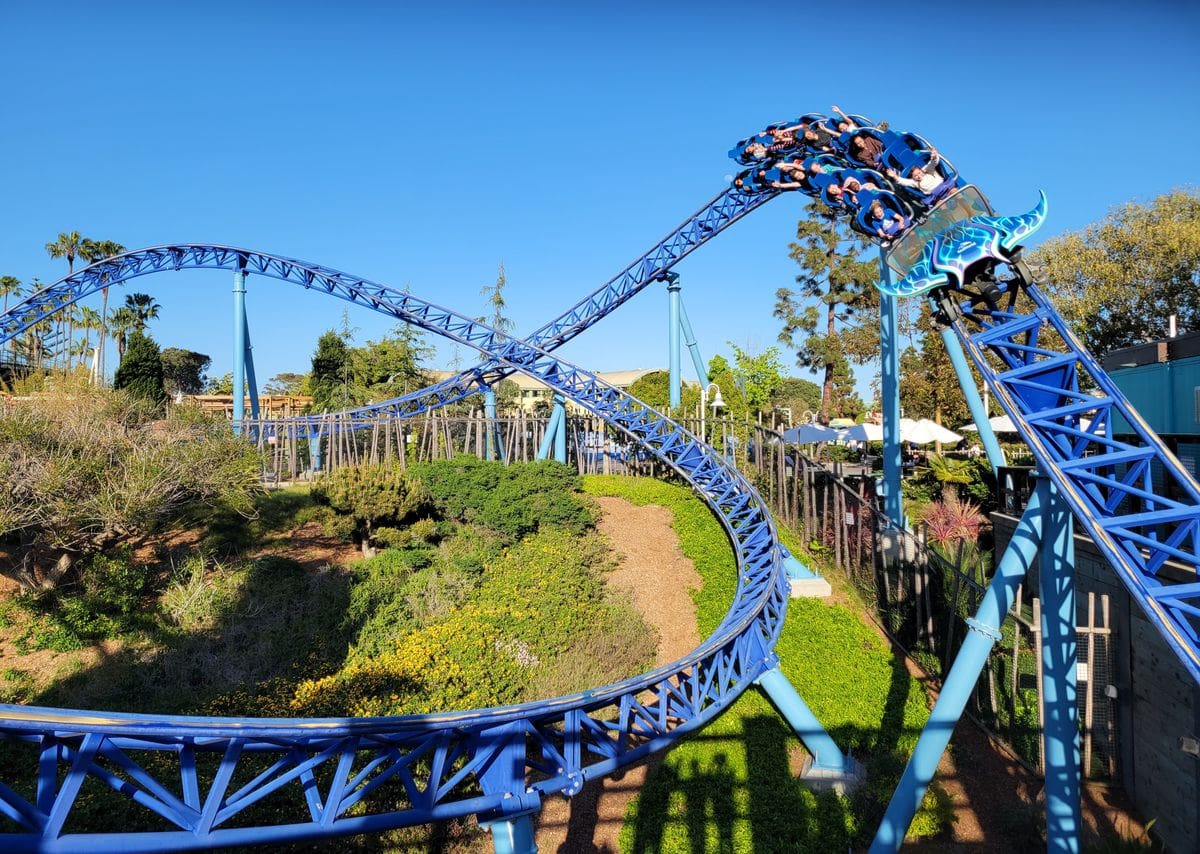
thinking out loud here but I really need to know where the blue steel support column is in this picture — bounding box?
[677,299,710,389]
[536,405,561,461]
[242,313,260,421]
[756,664,848,772]
[552,393,567,464]
[939,324,1003,473]
[870,483,1045,852]
[1040,478,1082,852]
[232,269,247,435]
[308,428,323,472]
[667,275,682,410]
[484,388,498,462]
[878,255,903,526]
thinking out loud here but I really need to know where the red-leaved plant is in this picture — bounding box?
[920,492,987,550]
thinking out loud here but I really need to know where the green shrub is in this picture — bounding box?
[313,464,427,551]
[0,384,262,588]
[113,330,166,407]
[410,458,594,539]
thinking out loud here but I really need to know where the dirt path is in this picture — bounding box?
[532,497,702,853]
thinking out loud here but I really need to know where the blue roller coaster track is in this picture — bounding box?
[1,108,1198,850]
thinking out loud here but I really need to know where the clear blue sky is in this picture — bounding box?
[2,1,1198,402]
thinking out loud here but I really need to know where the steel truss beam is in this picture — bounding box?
[951,277,1200,683]
[0,250,790,852]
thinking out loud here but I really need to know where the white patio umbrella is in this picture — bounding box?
[783,424,842,444]
[959,414,1019,434]
[904,417,963,445]
[839,422,884,442]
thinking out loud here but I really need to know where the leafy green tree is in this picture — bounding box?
[771,376,823,423]
[728,343,784,415]
[627,370,701,414]
[899,306,972,429]
[349,327,432,402]
[774,200,878,423]
[1033,189,1200,355]
[263,372,309,395]
[45,231,85,274]
[160,348,211,396]
[309,329,354,412]
[205,373,238,395]
[113,330,166,406]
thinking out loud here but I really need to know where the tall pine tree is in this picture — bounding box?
[773,200,877,424]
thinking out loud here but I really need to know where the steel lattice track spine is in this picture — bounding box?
[0,191,774,429]
[952,280,1200,682]
[0,250,788,852]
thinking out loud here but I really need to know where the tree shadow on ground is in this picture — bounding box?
[627,714,854,854]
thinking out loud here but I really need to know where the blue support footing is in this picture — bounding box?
[667,276,682,410]
[870,482,1046,853]
[480,811,538,854]
[756,665,848,773]
[1040,478,1082,852]
[939,324,1003,473]
[878,256,903,527]
[232,270,247,434]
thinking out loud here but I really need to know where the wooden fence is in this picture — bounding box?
[241,410,1120,780]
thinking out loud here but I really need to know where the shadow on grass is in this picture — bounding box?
[627,715,854,854]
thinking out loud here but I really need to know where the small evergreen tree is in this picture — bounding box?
[113,330,166,406]
[309,329,352,412]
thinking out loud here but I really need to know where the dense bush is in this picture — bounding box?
[410,457,595,539]
[113,330,167,406]
[291,528,653,716]
[312,464,428,555]
[0,384,262,589]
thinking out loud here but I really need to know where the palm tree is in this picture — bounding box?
[108,306,139,362]
[77,306,102,370]
[0,276,22,363]
[79,239,125,385]
[124,293,160,331]
[0,275,21,313]
[45,231,85,275]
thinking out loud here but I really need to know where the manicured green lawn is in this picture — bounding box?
[582,475,952,852]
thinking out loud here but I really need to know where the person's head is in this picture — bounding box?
[910,164,926,180]
[844,178,861,193]
[803,128,818,142]
[746,142,767,159]
[870,200,884,219]
[808,162,822,175]
[836,119,851,133]
[827,184,843,199]
[852,135,866,150]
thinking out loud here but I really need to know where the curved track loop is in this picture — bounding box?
[0,189,777,426]
[0,250,789,852]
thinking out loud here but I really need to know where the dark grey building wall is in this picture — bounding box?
[993,513,1200,853]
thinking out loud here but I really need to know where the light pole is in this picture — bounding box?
[700,381,725,444]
